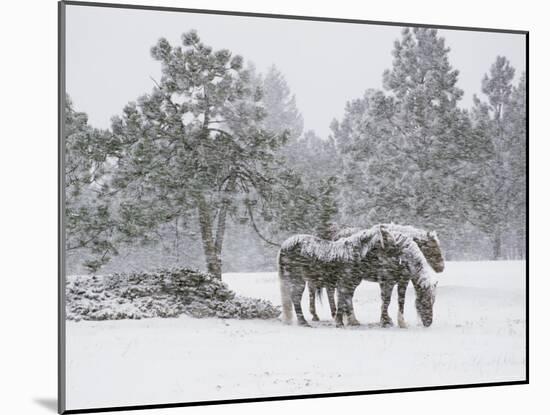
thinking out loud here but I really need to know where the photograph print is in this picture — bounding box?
[59,1,528,413]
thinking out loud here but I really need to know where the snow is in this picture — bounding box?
[65,260,526,411]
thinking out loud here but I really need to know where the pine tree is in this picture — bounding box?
[330,89,393,225]
[64,95,117,272]
[107,31,307,278]
[331,28,496,258]
[471,59,525,259]
[506,72,527,258]
[244,66,339,240]
[261,65,304,141]
[314,176,339,239]
[376,27,483,230]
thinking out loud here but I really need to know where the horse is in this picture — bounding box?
[334,229,438,328]
[308,224,444,327]
[278,225,398,327]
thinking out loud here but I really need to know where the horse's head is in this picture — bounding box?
[414,230,445,273]
[413,279,437,327]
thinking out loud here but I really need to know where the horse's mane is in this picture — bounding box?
[391,232,436,288]
[281,225,385,262]
[332,227,362,240]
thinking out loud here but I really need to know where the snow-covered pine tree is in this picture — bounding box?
[246,64,321,238]
[261,64,304,142]
[374,27,485,231]
[470,58,525,259]
[107,31,307,279]
[505,72,527,258]
[330,89,392,226]
[314,176,339,239]
[283,129,342,237]
[64,95,118,272]
[245,65,340,240]
[331,28,499,258]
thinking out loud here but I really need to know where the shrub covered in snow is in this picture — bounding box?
[66,268,281,321]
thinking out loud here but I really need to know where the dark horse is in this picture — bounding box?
[334,229,438,328]
[308,224,444,328]
[278,225,437,327]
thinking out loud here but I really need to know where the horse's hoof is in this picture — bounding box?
[381,319,394,328]
[298,320,311,328]
[348,319,361,326]
[398,319,408,329]
[311,315,320,322]
[397,312,408,328]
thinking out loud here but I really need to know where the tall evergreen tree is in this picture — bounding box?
[506,72,527,258]
[64,95,117,272]
[261,65,304,141]
[376,27,485,230]
[107,31,308,278]
[330,89,393,225]
[332,28,495,258]
[314,176,339,239]
[471,58,525,259]
[246,66,339,239]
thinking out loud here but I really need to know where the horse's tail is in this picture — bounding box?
[278,249,294,324]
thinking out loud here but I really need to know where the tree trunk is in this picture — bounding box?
[212,176,236,275]
[493,225,502,260]
[193,100,224,277]
[174,217,179,263]
[214,198,230,261]
[196,195,222,279]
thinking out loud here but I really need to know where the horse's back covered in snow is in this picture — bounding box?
[281,226,387,263]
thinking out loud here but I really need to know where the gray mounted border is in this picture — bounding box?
[58,1,529,413]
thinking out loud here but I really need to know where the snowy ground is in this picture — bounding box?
[65,261,526,411]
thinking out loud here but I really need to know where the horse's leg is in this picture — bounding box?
[380,282,395,327]
[335,284,360,327]
[397,280,408,328]
[344,283,360,326]
[327,284,337,320]
[335,287,348,328]
[308,281,320,322]
[290,276,309,327]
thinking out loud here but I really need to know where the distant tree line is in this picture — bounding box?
[65,28,526,277]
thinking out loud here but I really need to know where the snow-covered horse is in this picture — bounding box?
[334,229,438,328]
[308,224,444,327]
[278,225,410,327]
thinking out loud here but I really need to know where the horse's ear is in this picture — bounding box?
[379,225,394,248]
[428,230,437,239]
[379,226,386,248]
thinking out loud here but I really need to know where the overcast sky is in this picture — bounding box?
[66,4,526,138]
